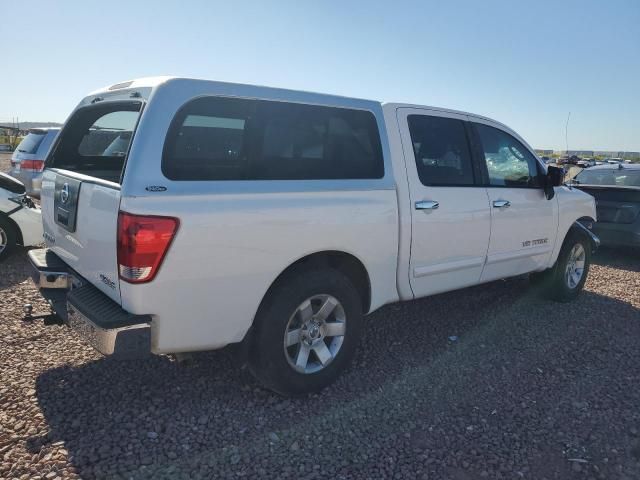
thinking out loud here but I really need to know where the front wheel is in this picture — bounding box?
[531,230,591,302]
[248,268,363,395]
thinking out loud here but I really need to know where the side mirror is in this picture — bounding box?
[544,166,564,200]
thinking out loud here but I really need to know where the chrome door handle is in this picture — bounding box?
[415,200,439,210]
[493,199,511,208]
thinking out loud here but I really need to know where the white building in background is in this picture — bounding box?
[617,151,640,160]
[555,150,595,157]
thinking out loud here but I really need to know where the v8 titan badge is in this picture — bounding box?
[522,238,548,248]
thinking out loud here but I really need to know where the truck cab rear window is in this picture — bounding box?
[48,101,142,182]
[162,97,384,181]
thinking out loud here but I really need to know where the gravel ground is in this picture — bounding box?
[0,153,12,173]
[0,247,639,480]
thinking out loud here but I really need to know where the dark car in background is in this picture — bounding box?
[573,163,640,248]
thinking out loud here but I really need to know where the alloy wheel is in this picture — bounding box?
[283,294,347,374]
[565,243,586,289]
[0,227,7,254]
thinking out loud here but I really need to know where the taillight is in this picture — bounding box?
[20,159,45,172]
[117,211,179,284]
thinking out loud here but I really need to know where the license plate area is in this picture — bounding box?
[54,175,82,232]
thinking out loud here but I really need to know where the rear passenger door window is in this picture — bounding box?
[162,97,384,181]
[407,115,475,186]
[474,123,540,187]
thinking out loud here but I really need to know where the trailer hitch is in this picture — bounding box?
[22,304,64,325]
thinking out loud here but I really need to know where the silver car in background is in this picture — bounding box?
[9,128,60,197]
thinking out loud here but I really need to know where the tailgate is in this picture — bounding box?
[40,99,143,304]
[41,170,122,302]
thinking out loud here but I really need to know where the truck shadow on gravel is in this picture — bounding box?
[32,274,640,479]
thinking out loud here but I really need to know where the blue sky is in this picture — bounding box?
[1,0,638,150]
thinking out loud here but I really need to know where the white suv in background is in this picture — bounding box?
[9,128,60,197]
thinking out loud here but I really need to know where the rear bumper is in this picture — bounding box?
[67,286,151,357]
[29,248,72,289]
[28,248,151,358]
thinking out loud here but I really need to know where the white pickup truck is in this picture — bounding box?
[29,77,598,394]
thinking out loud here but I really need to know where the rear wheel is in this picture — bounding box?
[0,217,18,262]
[248,268,363,395]
[531,230,591,302]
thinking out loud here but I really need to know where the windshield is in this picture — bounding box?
[575,168,640,187]
[16,132,46,154]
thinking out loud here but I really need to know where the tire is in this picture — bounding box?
[248,268,363,395]
[0,216,18,262]
[531,229,591,302]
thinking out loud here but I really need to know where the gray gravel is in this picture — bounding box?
[1,246,640,479]
[0,153,12,173]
